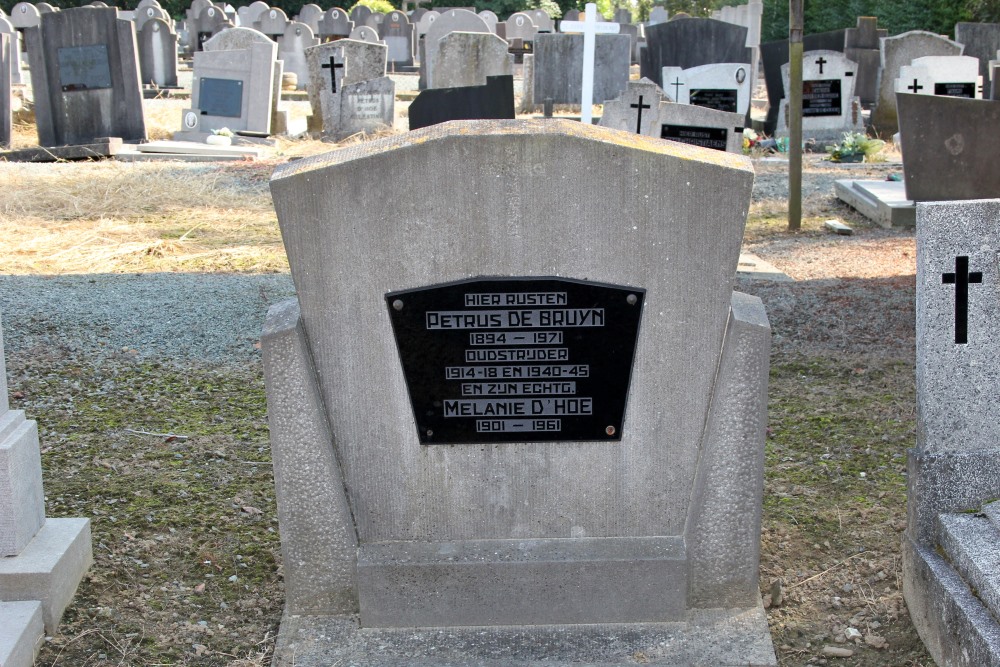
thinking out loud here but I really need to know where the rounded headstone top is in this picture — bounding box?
[10,1,40,27]
[203,25,275,51]
[348,24,381,43]
[425,8,488,46]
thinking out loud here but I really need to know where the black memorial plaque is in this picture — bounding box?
[199,77,244,118]
[934,82,976,98]
[661,124,728,151]
[58,44,113,92]
[802,79,842,116]
[386,277,645,444]
[689,88,738,113]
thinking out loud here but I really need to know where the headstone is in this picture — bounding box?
[505,12,536,44]
[600,77,744,153]
[318,7,353,41]
[192,5,231,51]
[844,17,886,106]
[660,62,752,115]
[871,30,963,137]
[278,21,319,89]
[777,50,863,141]
[558,3,621,123]
[427,31,512,89]
[0,33,9,149]
[296,3,323,34]
[711,0,762,50]
[896,55,982,100]
[759,28,846,135]
[349,4,372,26]
[174,27,276,139]
[0,309,93,635]
[364,13,384,30]
[532,32,629,107]
[477,9,497,33]
[349,25,381,43]
[0,18,20,86]
[647,7,669,25]
[954,22,1000,82]
[414,10,439,50]
[137,17,178,87]
[264,118,774,666]
[641,18,751,85]
[562,8,580,22]
[9,2,40,29]
[134,5,170,32]
[419,8,488,89]
[239,0,269,29]
[24,7,147,147]
[530,8,554,32]
[903,197,1000,667]
[255,6,288,41]
[35,2,56,13]
[409,74,513,129]
[613,8,631,25]
[379,11,413,67]
[897,94,1000,201]
[305,38,392,140]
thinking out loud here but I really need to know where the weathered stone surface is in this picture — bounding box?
[428,31,511,89]
[533,32,630,104]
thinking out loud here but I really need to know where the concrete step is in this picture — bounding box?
[0,601,44,667]
[939,512,1000,620]
[982,499,1000,533]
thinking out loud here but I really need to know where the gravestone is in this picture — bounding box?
[903,197,1000,667]
[137,17,178,87]
[238,0,269,29]
[477,9,498,32]
[9,2,40,29]
[530,8,554,32]
[613,8,631,25]
[255,7,288,41]
[134,5,170,32]
[897,94,1000,201]
[533,33,629,106]
[318,7,352,42]
[264,118,774,666]
[660,62,752,115]
[278,21,318,89]
[24,6,147,147]
[414,10,439,52]
[777,50,863,142]
[0,309,93,652]
[349,4,372,27]
[871,30,963,137]
[896,55,981,99]
[349,25,381,43]
[558,2,619,124]
[379,11,413,67]
[419,8,488,89]
[844,17,886,106]
[0,18,19,87]
[505,12,536,63]
[35,3,56,14]
[409,74,513,129]
[641,18,751,85]
[305,38,392,140]
[648,6,669,25]
[192,5,230,51]
[759,28,846,135]
[174,27,276,140]
[562,8,580,22]
[296,3,323,34]
[428,31,512,89]
[202,27,287,135]
[0,33,9,149]
[954,22,1000,82]
[600,78,744,153]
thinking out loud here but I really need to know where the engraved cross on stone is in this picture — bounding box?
[670,77,684,101]
[322,55,344,93]
[815,56,827,74]
[908,78,923,93]
[942,255,982,344]
[630,95,650,133]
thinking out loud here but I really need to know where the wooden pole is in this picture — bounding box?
[788,0,803,231]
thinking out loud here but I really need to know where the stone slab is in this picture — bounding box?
[409,74,514,130]
[357,536,687,627]
[736,253,793,282]
[0,410,45,556]
[133,139,261,157]
[115,142,261,161]
[532,33,630,105]
[0,138,124,162]
[938,512,1000,618]
[833,179,915,228]
[0,517,93,632]
[272,605,777,666]
[0,601,43,667]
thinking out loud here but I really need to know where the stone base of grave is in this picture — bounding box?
[0,138,124,163]
[271,603,777,667]
[834,179,915,228]
[0,518,93,632]
[0,601,44,667]
[172,131,277,147]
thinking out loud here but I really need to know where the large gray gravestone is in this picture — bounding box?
[903,199,1000,667]
[533,32,630,105]
[640,18,752,85]
[277,21,318,89]
[379,10,413,66]
[871,30,963,137]
[317,7,353,41]
[24,6,147,147]
[428,31,511,89]
[0,18,20,87]
[137,17,178,87]
[777,50,863,142]
[305,38,392,140]
[955,22,1000,82]
[9,2,41,29]
[264,120,775,666]
[419,8,488,89]
[844,16,886,106]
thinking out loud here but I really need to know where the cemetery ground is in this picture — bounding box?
[0,119,932,665]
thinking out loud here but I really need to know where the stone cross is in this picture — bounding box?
[669,76,684,101]
[559,2,618,124]
[815,55,827,74]
[630,95,650,133]
[322,54,344,93]
[908,78,923,93]
[942,255,983,344]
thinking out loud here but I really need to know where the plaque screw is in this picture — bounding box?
[606,425,616,436]
[626,294,637,305]
[426,429,433,437]
[393,299,404,311]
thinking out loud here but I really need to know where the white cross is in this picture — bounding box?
[560,2,619,125]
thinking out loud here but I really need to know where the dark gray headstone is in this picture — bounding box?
[138,17,178,87]
[319,7,353,40]
[408,74,514,130]
[844,17,886,107]
[640,18,751,84]
[24,6,146,147]
[0,33,10,149]
[897,93,1000,201]
[533,32,630,105]
[954,22,1000,81]
[759,28,846,135]
[379,10,413,65]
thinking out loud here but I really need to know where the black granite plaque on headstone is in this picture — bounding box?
[199,77,243,118]
[934,82,976,98]
[661,124,729,151]
[408,75,515,131]
[802,79,842,116]
[386,277,645,444]
[57,44,113,92]
[689,88,738,113]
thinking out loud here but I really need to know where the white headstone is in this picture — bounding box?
[896,55,982,99]
[660,62,752,115]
